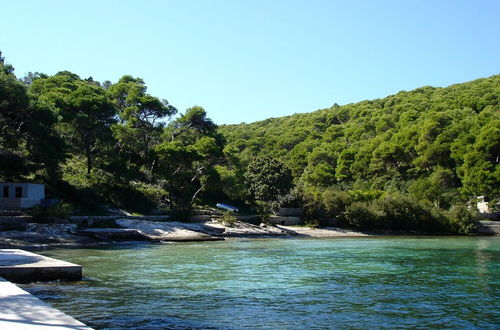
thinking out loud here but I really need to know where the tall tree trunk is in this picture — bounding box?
[86,145,92,175]
[191,184,205,203]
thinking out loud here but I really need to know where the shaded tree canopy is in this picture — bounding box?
[245,155,293,202]
[155,106,226,212]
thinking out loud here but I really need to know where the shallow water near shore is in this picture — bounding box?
[23,237,499,329]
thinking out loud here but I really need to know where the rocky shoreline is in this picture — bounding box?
[0,218,371,249]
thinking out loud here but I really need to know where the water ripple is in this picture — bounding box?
[23,237,500,329]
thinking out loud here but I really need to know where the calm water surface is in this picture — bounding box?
[24,237,499,329]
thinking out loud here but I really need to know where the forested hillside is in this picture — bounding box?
[220,75,499,198]
[1,50,498,233]
[218,75,499,231]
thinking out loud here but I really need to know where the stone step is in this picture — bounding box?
[0,216,31,230]
[0,209,24,216]
[0,249,82,283]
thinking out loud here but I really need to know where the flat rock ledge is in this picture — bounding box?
[114,219,291,239]
[73,227,222,242]
[0,219,374,248]
[113,219,369,239]
[276,225,370,237]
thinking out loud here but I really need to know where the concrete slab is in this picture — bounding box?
[0,249,82,283]
[0,276,91,329]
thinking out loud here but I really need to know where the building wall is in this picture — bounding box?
[477,201,490,213]
[27,184,45,201]
[0,183,45,209]
[0,198,22,209]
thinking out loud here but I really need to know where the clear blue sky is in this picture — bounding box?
[1,0,499,124]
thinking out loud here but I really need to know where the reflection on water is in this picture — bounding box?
[474,239,494,294]
[23,237,500,329]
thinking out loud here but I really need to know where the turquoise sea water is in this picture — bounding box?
[24,237,499,329]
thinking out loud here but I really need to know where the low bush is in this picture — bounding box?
[28,202,73,223]
[348,189,384,202]
[446,204,477,234]
[373,194,446,232]
[218,211,237,226]
[276,185,305,209]
[302,188,454,233]
[255,201,272,224]
[302,187,326,225]
[321,189,351,225]
[343,201,381,229]
[305,218,320,228]
[104,184,157,213]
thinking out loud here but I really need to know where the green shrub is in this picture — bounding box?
[446,205,477,234]
[303,188,454,233]
[276,185,305,208]
[28,202,73,223]
[373,194,447,232]
[348,189,384,202]
[255,201,272,224]
[305,218,320,228]
[322,189,351,222]
[218,211,237,226]
[343,202,381,230]
[105,184,157,213]
[50,202,73,219]
[302,186,325,224]
[28,205,51,223]
[134,183,165,207]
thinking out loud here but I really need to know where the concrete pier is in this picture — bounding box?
[0,276,92,329]
[0,249,82,283]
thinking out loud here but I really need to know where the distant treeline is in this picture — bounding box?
[1,51,498,233]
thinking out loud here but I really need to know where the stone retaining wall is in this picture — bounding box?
[269,216,303,226]
[476,221,500,235]
[277,208,303,217]
[0,216,31,230]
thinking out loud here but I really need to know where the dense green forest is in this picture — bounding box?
[1,51,498,233]
[0,52,225,215]
[219,74,499,232]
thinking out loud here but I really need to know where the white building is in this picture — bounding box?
[0,183,45,209]
[477,196,490,213]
